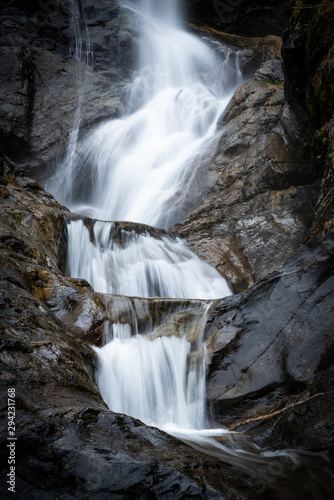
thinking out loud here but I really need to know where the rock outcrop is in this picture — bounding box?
[172,59,318,293]
[0,0,139,175]
[282,0,334,237]
[205,230,334,449]
[185,0,294,37]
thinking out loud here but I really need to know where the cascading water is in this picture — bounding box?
[66,219,231,299]
[47,1,334,497]
[94,316,208,430]
[47,0,242,227]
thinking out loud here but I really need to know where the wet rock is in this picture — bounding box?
[185,0,294,37]
[58,290,211,347]
[172,59,318,293]
[0,0,139,175]
[189,24,283,63]
[205,229,334,461]
[282,0,334,237]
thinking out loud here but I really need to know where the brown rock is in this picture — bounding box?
[172,60,318,293]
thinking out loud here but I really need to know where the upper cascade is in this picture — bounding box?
[46,0,243,229]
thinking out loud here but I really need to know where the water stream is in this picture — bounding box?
[47,0,333,497]
[66,219,231,299]
[47,0,241,228]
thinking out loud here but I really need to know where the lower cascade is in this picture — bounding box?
[94,323,207,430]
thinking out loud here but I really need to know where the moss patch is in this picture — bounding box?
[188,24,283,58]
[264,79,284,89]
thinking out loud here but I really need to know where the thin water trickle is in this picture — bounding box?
[55,0,93,206]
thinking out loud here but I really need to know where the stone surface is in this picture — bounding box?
[172,59,318,293]
[282,0,334,237]
[189,24,283,61]
[204,230,334,458]
[185,0,294,37]
[0,0,139,176]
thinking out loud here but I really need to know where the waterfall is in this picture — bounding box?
[58,0,236,444]
[94,319,208,429]
[48,1,332,495]
[47,0,243,228]
[66,219,231,299]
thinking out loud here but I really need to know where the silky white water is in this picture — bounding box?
[59,0,235,440]
[60,0,236,433]
[95,322,207,429]
[47,0,243,228]
[67,219,231,299]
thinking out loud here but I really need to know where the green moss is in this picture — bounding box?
[264,79,284,89]
[290,0,303,31]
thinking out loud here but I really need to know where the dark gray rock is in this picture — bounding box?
[282,0,334,238]
[185,0,294,37]
[0,0,139,176]
[205,229,334,458]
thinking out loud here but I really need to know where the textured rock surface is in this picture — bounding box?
[205,231,334,425]
[282,0,334,237]
[185,0,294,37]
[203,228,334,494]
[0,0,139,175]
[172,59,318,292]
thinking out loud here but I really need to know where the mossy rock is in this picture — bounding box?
[310,57,334,124]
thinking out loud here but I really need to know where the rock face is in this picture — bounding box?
[0,0,139,175]
[203,229,334,497]
[205,231,334,438]
[185,0,294,37]
[282,0,334,237]
[172,59,318,293]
